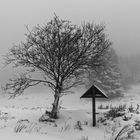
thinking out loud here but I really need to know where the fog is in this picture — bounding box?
[0,0,140,59]
[0,0,140,91]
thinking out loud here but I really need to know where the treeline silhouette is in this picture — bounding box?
[119,54,140,89]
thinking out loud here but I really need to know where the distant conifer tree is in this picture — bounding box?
[87,47,123,98]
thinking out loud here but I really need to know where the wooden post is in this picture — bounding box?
[92,87,96,126]
[80,84,108,127]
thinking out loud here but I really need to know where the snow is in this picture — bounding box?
[0,130,65,140]
[0,85,140,140]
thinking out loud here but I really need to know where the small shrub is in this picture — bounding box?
[115,104,126,112]
[17,119,30,123]
[39,113,55,123]
[123,115,132,121]
[136,104,140,114]
[98,104,103,109]
[83,121,88,125]
[98,104,109,110]
[53,123,57,127]
[75,121,83,131]
[134,119,140,130]
[14,122,27,133]
[128,104,135,113]
[78,136,88,140]
[105,105,126,119]
[0,111,10,121]
[111,125,135,140]
[97,116,106,123]
[14,119,40,134]
[61,122,71,132]
[105,108,124,119]
[25,123,38,133]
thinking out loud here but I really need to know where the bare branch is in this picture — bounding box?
[3,15,111,98]
[3,73,55,97]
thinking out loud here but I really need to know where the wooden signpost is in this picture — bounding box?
[80,84,108,127]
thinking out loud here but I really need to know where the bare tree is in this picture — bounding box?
[3,16,111,119]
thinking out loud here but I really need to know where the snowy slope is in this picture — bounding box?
[0,85,140,140]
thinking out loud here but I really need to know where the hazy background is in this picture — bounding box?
[0,0,140,92]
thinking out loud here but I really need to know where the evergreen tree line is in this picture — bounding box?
[86,47,123,98]
[119,54,140,89]
[87,48,140,98]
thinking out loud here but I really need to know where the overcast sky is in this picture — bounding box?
[0,0,140,85]
[0,0,140,58]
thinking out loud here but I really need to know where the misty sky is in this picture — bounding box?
[0,0,140,58]
[0,0,140,84]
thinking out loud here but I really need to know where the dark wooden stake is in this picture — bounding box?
[92,87,96,126]
[80,84,108,127]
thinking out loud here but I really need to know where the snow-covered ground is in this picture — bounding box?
[0,85,140,140]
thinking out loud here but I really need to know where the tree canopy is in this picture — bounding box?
[3,16,111,118]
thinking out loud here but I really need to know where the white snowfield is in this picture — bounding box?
[0,85,139,140]
[0,131,65,140]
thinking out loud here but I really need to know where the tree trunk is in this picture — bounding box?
[50,91,60,119]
